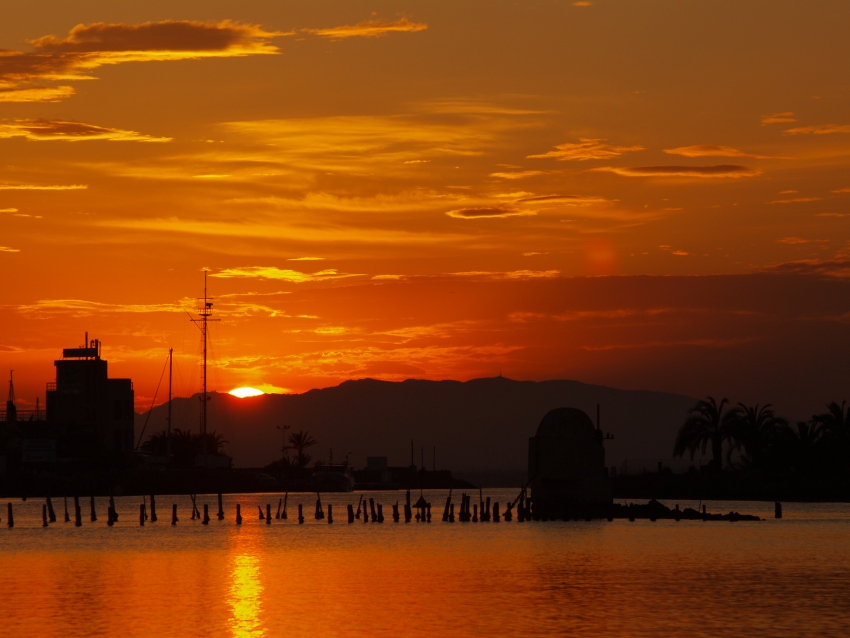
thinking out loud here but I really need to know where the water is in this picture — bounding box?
[1,491,849,637]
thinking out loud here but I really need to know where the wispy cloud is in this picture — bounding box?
[446,207,535,219]
[769,197,823,204]
[303,17,427,39]
[0,118,170,142]
[764,259,850,278]
[596,165,759,178]
[287,256,325,261]
[528,138,643,161]
[211,266,364,282]
[664,145,768,159]
[515,194,609,206]
[761,112,796,125]
[0,183,87,190]
[784,124,850,135]
[0,20,284,101]
[448,270,560,279]
[833,188,850,194]
[0,246,20,252]
[17,299,188,314]
[489,170,550,180]
[777,237,828,244]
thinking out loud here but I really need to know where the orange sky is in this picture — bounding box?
[2,1,850,419]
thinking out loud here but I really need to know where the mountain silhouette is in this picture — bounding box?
[135,377,697,476]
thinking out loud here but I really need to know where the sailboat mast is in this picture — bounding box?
[167,348,173,459]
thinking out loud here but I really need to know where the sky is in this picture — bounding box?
[2,0,850,420]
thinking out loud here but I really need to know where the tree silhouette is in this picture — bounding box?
[673,396,731,469]
[141,428,228,468]
[724,403,786,470]
[288,430,317,469]
[812,401,850,469]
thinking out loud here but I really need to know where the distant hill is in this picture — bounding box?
[135,377,698,476]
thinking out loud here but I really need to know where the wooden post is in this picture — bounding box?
[172,504,178,525]
[275,498,282,520]
[426,503,431,523]
[203,504,210,525]
[42,504,48,527]
[64,497,70,523]
[266,504,271,525]
[7,503,13,527]
[449,503,455,522]
[298,503,304,524]
[236,503,242,525]
[472,503,478,522]
[107,505,115,526]
[484,497,491,522]
[404,501,411,523]
[46,497,56,523]
[493,502,500,522]
[775,502,782,519]
[74,496,82,527]
[355,494,363,519]
[109,495,117,522]
[140,503,146,526]
[258,505,265,520]
[369,498,377,522]
[217,494,224,521]
[392,502,400,522]
[191,495,197,520]
[281,492,288,520]
[377,503,383,523]
[504,502,513,521]
[328,504,333,524]
[347,503,355,523]
[315,494,325,520]
[442,491,452,522]
[150,495,157,523]
[674,504,680,522]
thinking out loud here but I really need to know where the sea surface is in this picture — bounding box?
[1,491,848,637]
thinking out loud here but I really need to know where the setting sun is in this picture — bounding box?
[229,387,265,398]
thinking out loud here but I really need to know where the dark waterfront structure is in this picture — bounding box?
[46,337,134,452]
[528,407,613,516]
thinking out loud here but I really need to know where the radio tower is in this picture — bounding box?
[191,270,219,458]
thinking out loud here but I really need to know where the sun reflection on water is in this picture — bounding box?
[228,554,265,637]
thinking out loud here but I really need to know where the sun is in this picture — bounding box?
[229,387,265,398]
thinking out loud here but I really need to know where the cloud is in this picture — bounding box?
[0,183,87,190]
[784,124,850,135]
[596,165,759,178]
[769,197,823,204]
[764,259,850,278]
[528,138,644,161]
[832,188,850,194]
[0,118,171,142]
[489,170,550,179]
[17,299,187,314]
[0,208,17,213]
[303,17,427,39]
[448,270,561,279]
[664,145,768,159]
[515,194,609,206]
[761,112,796,125]
[211,266,364,282]
[446,207,535,219]
[0,246,20,252]
[777,237,828,245]
[287,256,325,261]
[0,20,284,101]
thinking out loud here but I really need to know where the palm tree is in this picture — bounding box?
[724,403,786,471]
[288,430,318,469]
[774,419,824,474]
[812,401,850,469]
[673,396,731,469]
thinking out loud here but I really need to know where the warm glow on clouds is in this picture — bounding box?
[0,119,170,142]
[527,138,644,161]
[784,124,850,135]
[0,183,88,190]
[596,165,760,178]
[302,17,427,39]
[761,112,796,125]
[211,267,365,282]
[664,145,767,159]
[446,207,534,219]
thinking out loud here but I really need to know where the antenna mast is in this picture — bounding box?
[191,270,219,457]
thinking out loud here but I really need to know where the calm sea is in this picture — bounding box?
[1,490,848,637]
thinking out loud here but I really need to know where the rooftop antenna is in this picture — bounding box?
[191,270,219,459]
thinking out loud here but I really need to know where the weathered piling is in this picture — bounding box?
[298,503,304,524]
[46,497,56,523]
[392,502,400,522]
[449,503,455,522]
[404,501,412,523]
[369,498,377,522]
[426,504,431,522]
[674,504,680,522]
[7,503,13,527]
[258,505,265,520]
[355,495,363,520]
[493,502,500,522]
[363,503,369,523]
[472,503,478,522]
[191,495,198,520]
[328,504,333,524]
[504,502,513,521]
[107,505,115,526]
[140,503,146,526]
[347,503,355,523]
[266,504,271,525]
[172,504,178,525]
[377,503,384,523]
[315,494,325,520]
[64,497,70,523]
[217,494,225,521]
[150,495,157,523]
[483,497,491,522]
[74,496,82,527]
[42,504,48,527]
[442,492,452,522]
[275,498,282,520]
[109,496,117,522]
[775,502,782,519]
[236,504,242,525]
[203,504,210,525]
[281,493,288,520]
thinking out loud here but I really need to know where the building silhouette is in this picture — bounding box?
[46,337,134,452]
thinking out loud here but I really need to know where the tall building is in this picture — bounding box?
[46,338,134,452]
